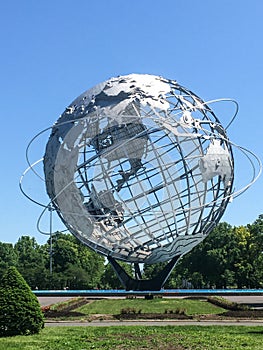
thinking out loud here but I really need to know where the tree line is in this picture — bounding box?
[1,215,263,290]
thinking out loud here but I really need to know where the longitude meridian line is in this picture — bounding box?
[119,121,170,248]
[131,149,170,247]
[75,157,135,246]
[159,128,199,238]
[166,103,225,236]
[149,116,190,235]
[90,131,159,258]
[116,151,157,250]
[144,126,183,246]
[114,144,161,259]
[157,101,209,236]
[115,105,182,251]
[96,156,142,246]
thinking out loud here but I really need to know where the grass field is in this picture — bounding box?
[75,298,226,316]
[1,325,263,350]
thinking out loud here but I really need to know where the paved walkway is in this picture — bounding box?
[45,319,263,327]
[38,296,74,306]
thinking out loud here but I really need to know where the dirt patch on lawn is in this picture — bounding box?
[115,313,192,320]
[96,333,187,350]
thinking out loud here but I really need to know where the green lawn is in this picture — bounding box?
[76,298,226,316]
[1,326,263,350]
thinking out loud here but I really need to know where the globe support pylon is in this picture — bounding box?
[108,255,180,291]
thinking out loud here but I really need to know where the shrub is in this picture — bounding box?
[164,308,186,315]
[0,266,44,337]
[120,307,138,314]
[207,296,250,311]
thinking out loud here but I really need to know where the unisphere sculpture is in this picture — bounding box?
[21,74,262,290]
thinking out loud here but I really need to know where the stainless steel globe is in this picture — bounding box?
[43,74,234,268]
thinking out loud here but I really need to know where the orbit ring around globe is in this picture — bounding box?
[20,74,262,266]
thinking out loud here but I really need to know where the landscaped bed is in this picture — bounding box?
[41,296,263,321]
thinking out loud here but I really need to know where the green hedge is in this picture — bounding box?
[0,266,44,337]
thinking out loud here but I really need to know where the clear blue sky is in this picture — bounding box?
[1,0,262,244]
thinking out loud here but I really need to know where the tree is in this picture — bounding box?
[48,232,105,289]
[171,222,235,288]
[233,217,263,288]
[143,261,167,280]
[77,243,105,289]
[50,233,80,273]
[101,260,133,289]
[171,218,263,289]
[0,242,17,280]
[248,215,263,287]
[14,236,49,289]
[0,266,44,337]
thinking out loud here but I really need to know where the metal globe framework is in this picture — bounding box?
[20,74,261,290]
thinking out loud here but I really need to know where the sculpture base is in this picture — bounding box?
[108,256,179,291]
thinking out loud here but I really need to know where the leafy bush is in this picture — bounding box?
[120,307,139,315]
[164,308,186,315]
[0,266,44,337]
